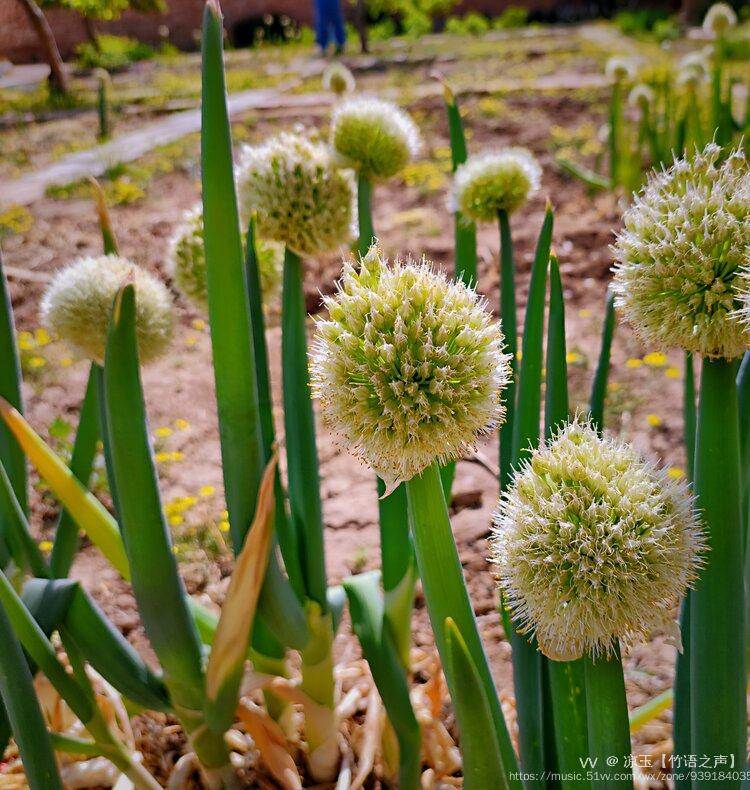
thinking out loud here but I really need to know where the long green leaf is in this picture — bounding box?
[0,602,62,789]
[690,358,746,779]
[405,463,520,786]
[201,0,265,551]
[50,365,100,578]
[0,246,26,522]
[282,248,327,609]
[0,398,129,577]
[444,617,508,789]
[357,173,375,257]
[588,290,615,434]
[0,461,47,578]
[343,572,421,790]
[544,256,568,437]
[0,570,93,725]
[33,580,171,712]
[103,284,205,714]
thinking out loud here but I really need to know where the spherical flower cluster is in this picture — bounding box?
[311,245,511,490]
[605,56,636,82]
[449,149,542,222]
[236,132,355,256]
[628,83,655,109]
[612,143,750,359]
[166,204,282,308]
[329,97,422,181]
[491,419,704,661]
[41,254,173,364]
[703,2,737,37]
[322,61,355,96]
[677,50,710,87]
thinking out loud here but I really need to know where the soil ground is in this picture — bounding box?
[0,22,725,787]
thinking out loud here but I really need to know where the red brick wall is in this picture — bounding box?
[0,0,315,62]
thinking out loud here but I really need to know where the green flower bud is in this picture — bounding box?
[41,254,173,364]
[322,62,355,96]
[449,148,542,222]
[491,419,705,661]
[612,143,750,360]
[237,132,356,256]
[167,203,282,308]
[311,245,511,490]
[703,2,737,37]
[330,97,422,181]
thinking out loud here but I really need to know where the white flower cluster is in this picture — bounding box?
[613,144,750,359]
[311,245,511,490]
[491,419,704,661]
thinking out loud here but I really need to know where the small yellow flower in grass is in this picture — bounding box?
[38,541,53,552]
[174,418,189,430]
[34,327,51,346]
[578,308,592,318]
[491,418,705,660]
[312,244,511,490]
[41,254,174,365]
[665,367,681,379]
[191,318,206,331]
[28,356,46,369]
[155,451,170,463]
[221,509,228,520]
[626,358,643,369]
[330,96,422,181]
[60,357,74,368]
[155,426,173,438]
[218,520,230,533]
[566,351,583,364]
[643,351,667,367]
[449,148,542,222]
[647,414,662,427]
[18,332,34,351]
[199,485,215,497]
[185,335,198,347]
[668,467,685,479]
[168,514,184,527]
[608,381,620,392]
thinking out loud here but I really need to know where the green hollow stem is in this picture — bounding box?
[0,246,26,520]
[357,173,374,256]
[50,364,100,577]
[0,603,63,789]
[673,351,696,790]
[545,257,589,789]
[405,463,520,787]
[609,81,622,188]
[281,248,327,609]
[588,291,616,435]
[498,210,517,492]
[689,357,746,783]
[583,646,632,788]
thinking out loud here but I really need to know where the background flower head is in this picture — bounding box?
[167,203,282,308]
[612,143,750,359]
[703,2,737,36]
[311,245,510,489]
[449,148,542,222]
[322,61,355,96]
[237,132,355,256]
[491,419,704,661]
[41,254,173,364]
[330,96,422,181]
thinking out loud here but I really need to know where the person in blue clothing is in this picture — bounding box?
[314,0,347,54]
